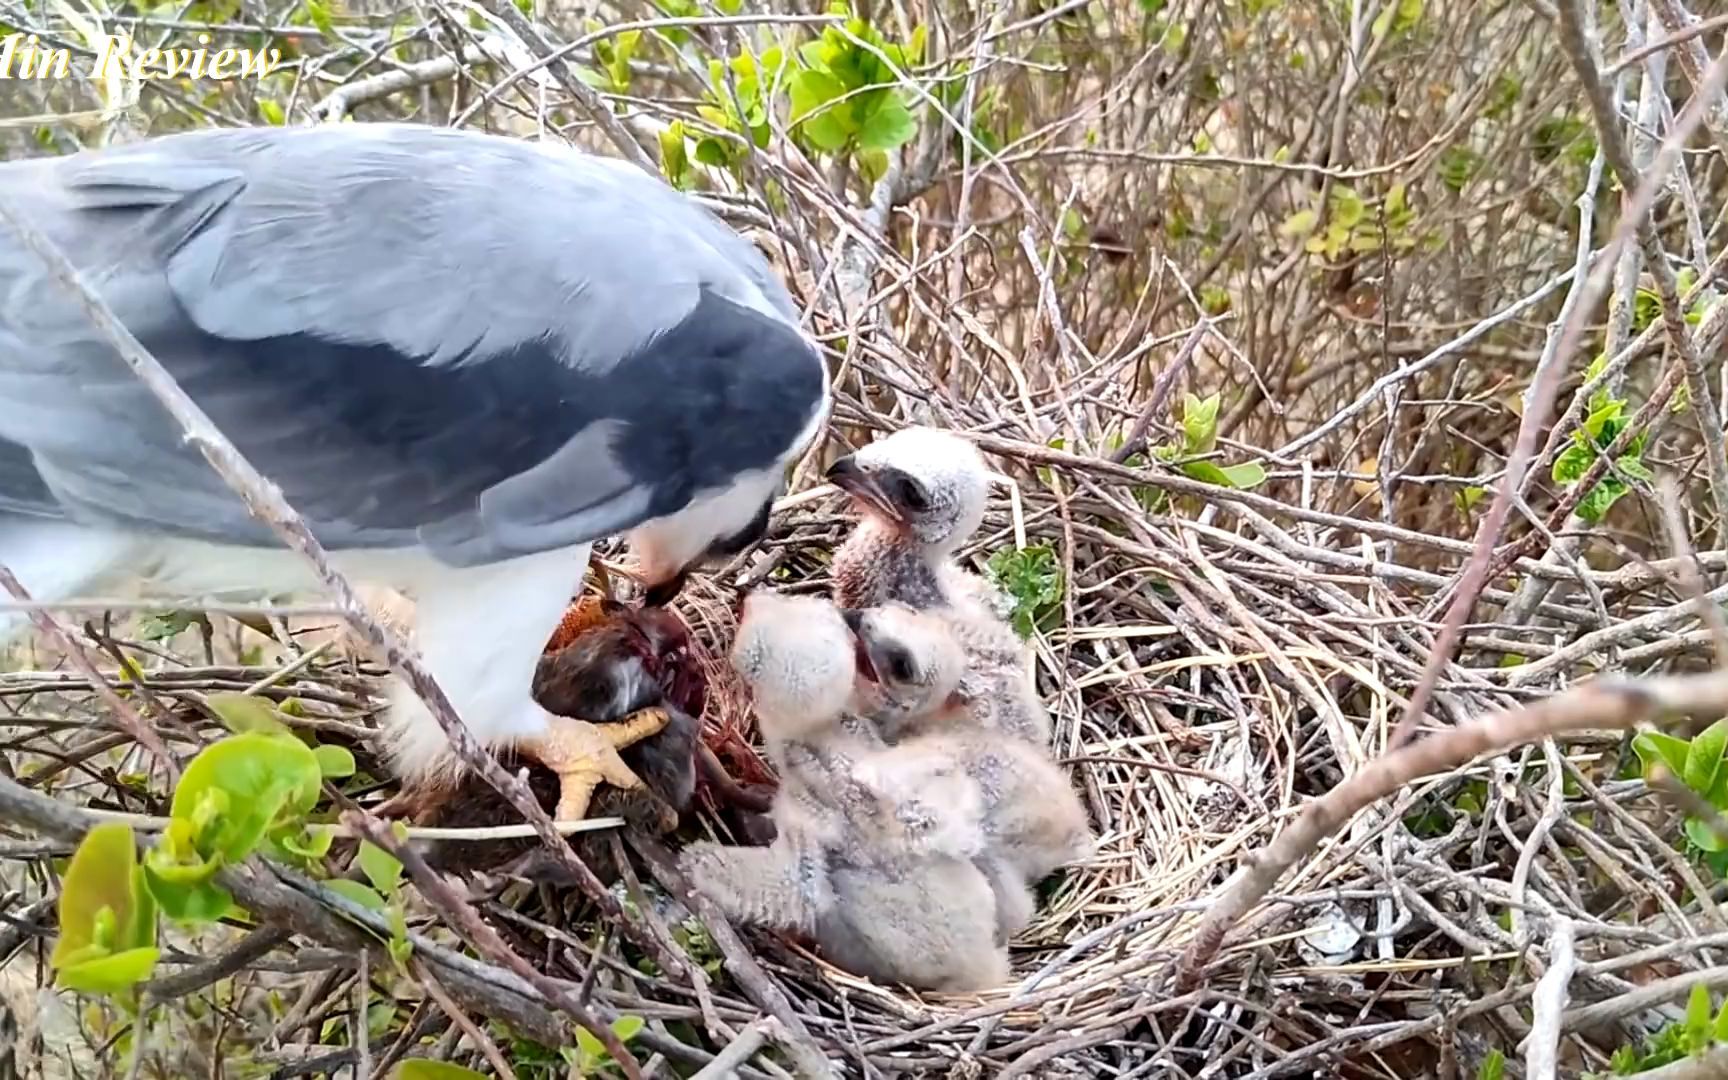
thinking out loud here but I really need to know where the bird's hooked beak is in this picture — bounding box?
[839,607,881,683]
[826,455,905,526]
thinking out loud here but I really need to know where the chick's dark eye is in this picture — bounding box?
[898,477,930,512]
[886,649,915,683]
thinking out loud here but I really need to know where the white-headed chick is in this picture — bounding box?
[846,602,1094,942]
[678,590,1008,991]
[826,427,1050,746]
[826,426,1003,615]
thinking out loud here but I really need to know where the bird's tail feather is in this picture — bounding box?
[0,518,136,650]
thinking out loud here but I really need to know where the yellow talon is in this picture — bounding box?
[519,708,673,822]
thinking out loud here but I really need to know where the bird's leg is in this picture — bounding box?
[518,706,672,820]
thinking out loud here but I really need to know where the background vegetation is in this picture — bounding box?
[7,0,1728,1076]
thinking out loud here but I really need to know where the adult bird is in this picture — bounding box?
[0,122,830,816]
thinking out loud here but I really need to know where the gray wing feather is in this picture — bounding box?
[0,124,824,563]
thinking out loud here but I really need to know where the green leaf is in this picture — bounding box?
[790,70,852,152]
[56,947,160,996]
[271,824,334,863]
[1217,462,1267,489]
[1713,998,1728,1043]
[1633,731,1691,781]
[1551,443,1594,485]
[1686,816,1728,853]
[1329,185,1366,228]
[325,879,388,912]
[313,744,355,779]
[1278,209,1319,238]
[788,68,844,122]
[858,96,917,150]
[1181,392,1221,455]
[393,1063,489,1080]
[206,693,290,735]
[693,138,732,167]
[575,1026,607,1060]
[612,1015,646,1041]
[1454,486,1487,514]
[801,110,852,152]
[302,0,335,36]
[1178,459,1234,487]
[1617,455,1654,483]
[1575,476,1628,523]
[167,731,324,866]
[1582,398,1626,442]
[1688,983,1713,1045]
[52,822,157,989]
[359,836,404,897]
[1686,719,1728,795]
[856,147,890,185]
[1477,1048,1504,1080]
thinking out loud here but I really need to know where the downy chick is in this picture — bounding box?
[678,590,1007,991]
[847,603,1094,941]
[826,427,1050,746]
[827,425,999,615]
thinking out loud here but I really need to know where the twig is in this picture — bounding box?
[630,835,836,1079]
[691,1018,782,1079]
[411,957,520,1080]
[1386,0,1728,749]
[1110,319,1210,464]
[342,809,645,1078]
[1175,667,1728,990]
[477,0,659,174]
[143,926,292,1002]
[1524,916,1577,1080]
[72,805,627,842]
[0,565,179,781]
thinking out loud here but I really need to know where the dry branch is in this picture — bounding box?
[1175,668,1728,990]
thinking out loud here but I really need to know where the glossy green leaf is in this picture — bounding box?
[1686,816,1728,853]
[1477,1048,1504,1080]
[858,96,916,150]
[1575,476,1627,523]
[1217,462,1267,489]
[1551,444,1594,486]
[1179,459,1234,487]
[393,1063,488,1079]
[612,1014,646,1040]
[575,1027,607,1060]
[1688,983,1713,1044]
[168,732,324,866]
[359,836,404,897]
[693,138,731,167]
[1686,719,1728,795]
[205,693,290,735]
[325,879,388,912]
[57,947,159,995]
[53,823,156,974]
[270,823,335,862]
[1617,455,1654,483]
[313,744,355,779]
[788,68,843,118]
[1633,731,1691,781]
[1181,392,1220,454]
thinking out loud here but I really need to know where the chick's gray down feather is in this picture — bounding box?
[0,123,826,566]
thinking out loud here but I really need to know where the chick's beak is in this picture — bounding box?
[826,456,903,525]
[840,610,881,683]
